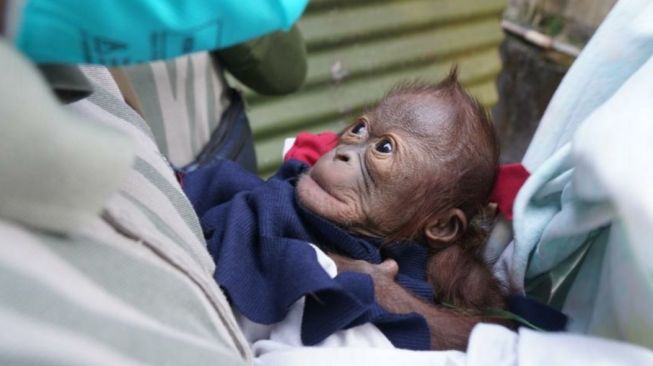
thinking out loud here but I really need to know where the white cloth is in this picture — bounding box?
[249,323,653,366]
[237,245,395,354]
[467,324,653,366]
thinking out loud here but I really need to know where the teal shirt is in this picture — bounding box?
[15,0,308,65]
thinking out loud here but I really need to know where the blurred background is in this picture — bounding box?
[231,0,617,177]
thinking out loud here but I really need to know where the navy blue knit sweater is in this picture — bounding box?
[184,159,433,350]
[183,159,567,350]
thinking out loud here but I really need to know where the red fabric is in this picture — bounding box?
[489,163,530,220]
[284,131,339,166]
[284,131,529,220]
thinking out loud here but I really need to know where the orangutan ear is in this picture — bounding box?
[424,208,467,245]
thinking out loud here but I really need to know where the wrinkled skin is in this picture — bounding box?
[296,93,449,238]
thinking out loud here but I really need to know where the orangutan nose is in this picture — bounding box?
[334,149,355,164]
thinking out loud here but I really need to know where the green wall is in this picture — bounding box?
[239,0,506,176]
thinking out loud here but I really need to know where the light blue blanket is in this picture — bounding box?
[493,0,653,349]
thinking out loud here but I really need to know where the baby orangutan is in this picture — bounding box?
[296,70,505,349]
[184,69,507,353]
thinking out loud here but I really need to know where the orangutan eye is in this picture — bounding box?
[351,121,367,135]
[375,139,393,154]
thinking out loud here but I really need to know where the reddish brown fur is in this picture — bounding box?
[376,69,504,311]
[367,70,507,346]
[303,68,507,350]
[381,69,499,241]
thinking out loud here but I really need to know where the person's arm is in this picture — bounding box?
[214,25,307,95]
[328,254,485,350]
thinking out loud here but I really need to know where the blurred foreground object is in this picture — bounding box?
[7,0,308,65]
[0,39,250,365]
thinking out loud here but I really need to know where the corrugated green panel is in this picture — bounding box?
[301,0,505,51]
[236,0,506,176]
[304,19,503,87]
[251,48,500,139]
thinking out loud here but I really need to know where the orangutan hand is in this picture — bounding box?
[327,253,399,279]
